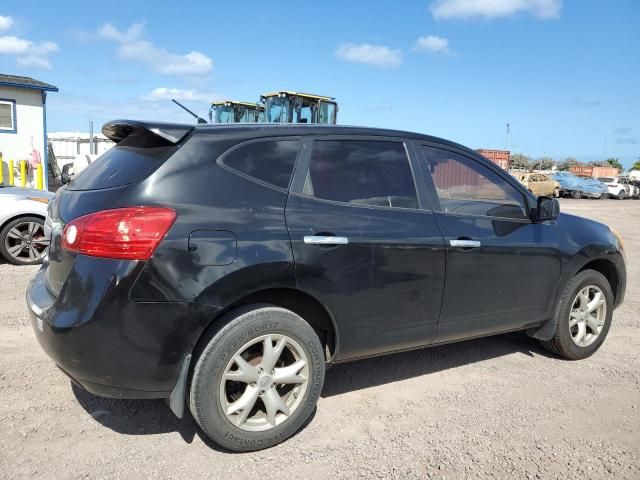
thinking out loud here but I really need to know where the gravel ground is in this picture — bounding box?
[1,199,639,479]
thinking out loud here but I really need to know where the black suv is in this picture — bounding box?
[27,121,626,451]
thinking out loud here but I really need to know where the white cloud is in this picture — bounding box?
[96,22,213,76]
[335,43,402,69]
[414,35,450,54]
[431,0,562,20]
[142,87,220,102]
[0,15,14,32]
[0,35,59,69]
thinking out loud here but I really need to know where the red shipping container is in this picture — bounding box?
[569,166,619,178]
[476,149,510,170]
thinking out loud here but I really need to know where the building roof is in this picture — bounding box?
[0,74,58,92]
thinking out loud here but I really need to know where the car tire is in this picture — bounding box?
[0,216,48,266]
[540,269,613,360]
[617,190,625,200]
[553,188,560,198]
[189,305,325,452]
[570,190,581,199]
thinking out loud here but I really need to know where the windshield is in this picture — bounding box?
[214,106,235,123]
[293,102,312,124]
[265,97,290,123]
[318,101,337,124]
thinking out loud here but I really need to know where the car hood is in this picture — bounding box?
[0,186,55,200]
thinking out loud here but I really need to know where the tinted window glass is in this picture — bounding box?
[423,147,527,219]
[222,140,299,189]
[303,140,418,209]
[68,144,173,191]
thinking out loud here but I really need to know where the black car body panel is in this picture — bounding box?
[27,122,626,400]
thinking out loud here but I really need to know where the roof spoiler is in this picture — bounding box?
[102,120,194,145]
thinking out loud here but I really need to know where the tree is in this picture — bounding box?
[605,157,623,170]
[556,157,581,171]
[510,153,532,170]
[631,158,640,171]
[534,156,556,170]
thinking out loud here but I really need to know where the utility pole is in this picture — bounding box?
[505,123,511,151]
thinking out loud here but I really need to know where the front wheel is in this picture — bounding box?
[0,216,49,265]
[553,187,560,198]
[540,269,613,360]
[189,305,325,451]
[570,190,581,199]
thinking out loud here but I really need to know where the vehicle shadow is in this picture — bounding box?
[322,332,554,397]
[71,332,553,448]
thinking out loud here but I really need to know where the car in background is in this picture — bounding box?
[552,172,608,199]
[516,172,560,197]
[0,186,53,265]
[598,177,638,200]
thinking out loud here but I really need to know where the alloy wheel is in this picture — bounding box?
[220,334,310,432]
[4,221,49,263]
[569,285,607,347]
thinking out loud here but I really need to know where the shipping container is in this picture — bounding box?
[569,166,619,178]
[476,149,510,170]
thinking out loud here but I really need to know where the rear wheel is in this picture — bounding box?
[570,190,581,199]
[541,269,613,360]
[617,190,625,200]
[189,305,325,451]
[0,216,49,265]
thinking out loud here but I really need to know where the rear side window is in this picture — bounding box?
[220,139,300,189]
[68,144,173,191]
[302,140,419,209]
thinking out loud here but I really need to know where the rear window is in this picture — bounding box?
[220,139,300,189]
[598,177,614,183]
[67,146,173,191]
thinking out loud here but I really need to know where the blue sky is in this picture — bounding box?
[1,0,638,166]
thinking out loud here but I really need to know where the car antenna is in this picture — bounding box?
[171,99,208,124]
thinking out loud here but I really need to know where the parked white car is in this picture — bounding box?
[597,177,638,200]
[0,186,54,265]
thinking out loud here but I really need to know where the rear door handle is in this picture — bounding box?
[449,239,481,248]
[304,235,349,245]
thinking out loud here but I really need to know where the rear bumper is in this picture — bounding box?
[27,258,221,399]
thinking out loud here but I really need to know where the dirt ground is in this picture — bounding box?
[1,199,638,479]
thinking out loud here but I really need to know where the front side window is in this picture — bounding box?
[423,146,528,220]
[221,139,300,189]
[303,140,419,209]
[0,100,15,131]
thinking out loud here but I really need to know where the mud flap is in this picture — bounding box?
[168,354,191,418]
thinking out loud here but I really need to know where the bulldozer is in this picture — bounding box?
[209,101,265,123]
[260,91,338,124]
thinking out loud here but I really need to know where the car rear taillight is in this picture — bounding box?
[62,207,176,260]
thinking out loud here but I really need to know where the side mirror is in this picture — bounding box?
[535,196,560,222]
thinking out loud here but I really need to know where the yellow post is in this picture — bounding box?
[0,154,3,185]
[36,164,44,190]
[20,160,27,187]
[8,160,14,186]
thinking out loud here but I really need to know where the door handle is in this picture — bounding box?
[304,235,349,245]
[449,239,481,248]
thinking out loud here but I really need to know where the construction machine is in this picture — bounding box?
[260,91,337,124]
[209,101,265,123]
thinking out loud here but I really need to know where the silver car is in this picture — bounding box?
[0,186,54,265]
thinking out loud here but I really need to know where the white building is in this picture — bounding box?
[0,74,58,188]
